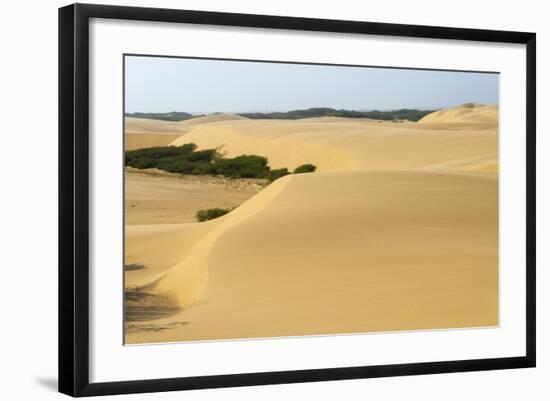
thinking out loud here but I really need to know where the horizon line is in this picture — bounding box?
[125,103,498,116]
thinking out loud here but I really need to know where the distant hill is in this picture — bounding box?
[238,107,436,122]
[125,108,436,122]
[125,111,200,121]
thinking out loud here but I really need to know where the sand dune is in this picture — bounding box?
[125,117,190,134]
[125,104,500,343]
[418,103,498,124]
[170,112,498,174]
[171,123,356,172]
[125,113,246,150]
[174,113,247,127]
[126,170,498,343]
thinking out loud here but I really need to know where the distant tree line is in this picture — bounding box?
[125,111,200,121]
[125,108,435,122]
[238,107,435,122]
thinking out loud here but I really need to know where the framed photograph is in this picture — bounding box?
[58,3,536,397]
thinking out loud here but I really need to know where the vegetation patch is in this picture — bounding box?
[267,168,290,181]
[125,143,316,182]
[293,164,317,174]
[196,208,232,222]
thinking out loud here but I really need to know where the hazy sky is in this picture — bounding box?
[125,56,499,113]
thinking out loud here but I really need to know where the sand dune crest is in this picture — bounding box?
[418,104,498,124]
[130,176,291,311]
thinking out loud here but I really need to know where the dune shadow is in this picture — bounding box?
[125,263,146,271]
[124,289,181,322]
[126,320,189,334]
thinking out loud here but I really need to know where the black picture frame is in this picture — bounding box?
[59,3,536,397]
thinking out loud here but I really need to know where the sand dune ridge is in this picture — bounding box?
[131,175,292,310]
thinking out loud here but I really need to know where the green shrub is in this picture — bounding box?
[293,164,316,174]
[126,144,217,174]
[125,142,316,181]
[126,143,197,160]
[268,168,289,182]
[196,208,231,222]
[156,159,197,174]
[214,155,269,178]
[186,149,218,162]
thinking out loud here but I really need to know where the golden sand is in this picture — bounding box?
[125,168,265,225]
[124,113,246,150]
[124,104,499,343]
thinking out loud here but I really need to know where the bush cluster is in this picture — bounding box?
[267,168,290,181]
[215,154,270,179]
[125,143,317,182]
[293,164,316,174]
[195,208,231,222]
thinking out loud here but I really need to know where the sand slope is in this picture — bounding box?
[125,105,500,343]
[125,113,246,150]
[126,171,498,342]
[171,123,356,172]
[418,104,498,124]
[170,113,498,174]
